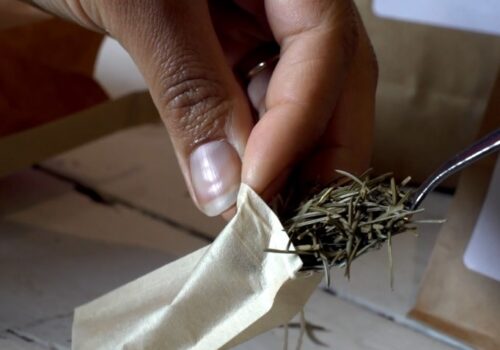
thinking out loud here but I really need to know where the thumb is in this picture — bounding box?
[99,1,254,216]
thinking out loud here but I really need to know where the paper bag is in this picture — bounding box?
[355,0,500,185]
[0,18,106,138]
[72,184,322,350]
[409,72,500,350]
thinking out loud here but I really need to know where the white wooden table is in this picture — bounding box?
[0,124,467,349]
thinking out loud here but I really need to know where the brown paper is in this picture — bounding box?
[72,184,322,350]
[0,92,158,178]
[409,72,500,349]
[355,0,500,186]
[0,18,106,137]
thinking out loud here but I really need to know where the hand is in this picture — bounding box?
[27,0,377,217]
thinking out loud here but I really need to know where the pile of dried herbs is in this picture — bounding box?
[269,170,429,287]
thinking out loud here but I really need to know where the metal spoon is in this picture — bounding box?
[410,128,500,210]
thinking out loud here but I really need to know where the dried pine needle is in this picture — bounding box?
[282,309,328,350]
[268,169,425,287]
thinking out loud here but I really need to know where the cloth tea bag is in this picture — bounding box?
[72,184,322,349]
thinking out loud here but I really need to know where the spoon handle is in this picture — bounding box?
[411,128,500,209]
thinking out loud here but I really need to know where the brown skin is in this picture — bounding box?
[24,0,377,217]
[0,1,50,29]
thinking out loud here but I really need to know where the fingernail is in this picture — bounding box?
[247,67,271,118]
[190,140,241,216]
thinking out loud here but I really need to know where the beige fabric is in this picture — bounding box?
[72,184,321,350]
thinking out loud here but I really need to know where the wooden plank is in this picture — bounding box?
[0,171,462,349]
[1,169,207,256]
[236,288,458,350]
[40,123,456,318]
[0,224,174,345]
[1,225,457,350]
[42,124,225,238]
[0,170,205,333]
[0,138,462,349]
[9,315,73,350]
[284,289,457,350]
[0,333,48,350]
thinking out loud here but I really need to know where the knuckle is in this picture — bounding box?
[357,26,378,84]
[157,55,231,147]
[37,0,102,30]
[368,43,379,83]
[338,1,361,61]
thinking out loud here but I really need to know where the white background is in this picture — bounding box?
[373,0,500,36]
